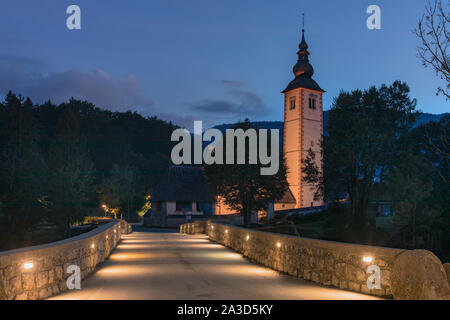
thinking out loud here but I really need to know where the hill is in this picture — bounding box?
[212,111,448,148]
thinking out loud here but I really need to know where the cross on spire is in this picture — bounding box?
[302,13,305,30]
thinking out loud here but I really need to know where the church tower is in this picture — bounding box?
[282,28,324,209]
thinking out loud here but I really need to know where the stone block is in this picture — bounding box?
[348,281,361,292]
[317,259,325,271]
[303,270,311,280]
[321,273,332,286]
[311,272,319,283]
[354,267,367,283]
[380,269,390,288]
[38,287,52,299]
[55,266,63,281]
[51,284,60,295]
[42,257,53,270]
[385,286,392,297]
[22,273,35,291]
[15,292,28,300]
[377,259,388,268]
[332,275,339,287]
[361,284,371,295]
[5,265,17,279]
[9,276,22,294]
[444,263,450,287]
[58,281,67,292]
[371,288,385,296]
[335,263,346,278]
[391,249,450,300]
[36,271,48,288]
[48,269,55,284]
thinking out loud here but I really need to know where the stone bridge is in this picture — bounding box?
[1,221,449,300]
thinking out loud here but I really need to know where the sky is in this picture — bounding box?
[0,0,448,130]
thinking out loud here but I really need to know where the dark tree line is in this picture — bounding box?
[0,92,176,250]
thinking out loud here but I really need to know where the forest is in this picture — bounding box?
[0,91,176,250]
[302,81,450,261]
[0,83,448,262]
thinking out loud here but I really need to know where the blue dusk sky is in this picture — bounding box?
[0,0,448,129]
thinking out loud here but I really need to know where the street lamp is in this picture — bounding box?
[101,204,108,216]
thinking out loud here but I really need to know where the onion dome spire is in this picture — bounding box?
[293,28,314,78]
[282,20,324,93]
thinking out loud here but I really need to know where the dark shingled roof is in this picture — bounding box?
[282,75,325,93]
[278,188,297,204]
[151,165,215,203]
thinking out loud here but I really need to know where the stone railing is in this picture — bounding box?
[200,222,450,300]
[445,263,450,287]
[0,220,130,300]
[179,220,206,234]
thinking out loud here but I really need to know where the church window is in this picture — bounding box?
[290,97,296,110]
[176,201,191,212]
[308,97,316,109]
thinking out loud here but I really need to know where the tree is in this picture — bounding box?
[47,108,95,237]
[0,92,47,247]
[0,91,178,247]
[302,147,324,202]
[99,164,138,221]
[303,81,418,237]
[414,0,449,99]
[392,115,450,258]
[387,146,439,249]
[204,120,288,227]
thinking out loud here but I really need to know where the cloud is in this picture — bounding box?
[157,112,197,131]
[217,80,245,88]
[0,57,155,114]
[0,57,266,130]
[190,80,267,118]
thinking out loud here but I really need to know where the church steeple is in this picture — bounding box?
[279,18,325,210]
[298,29,309,59]
[282,24,324,93]
[293,29,314,78]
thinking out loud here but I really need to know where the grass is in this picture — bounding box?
[295,221,326,239]
[265,214,394,240]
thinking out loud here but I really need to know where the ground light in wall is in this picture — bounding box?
[225,229,228,233]
[363,256,373,263]
[91,243,95,249]
[246,235,250,241]
[276,242,281,248]
[24,262,33,270]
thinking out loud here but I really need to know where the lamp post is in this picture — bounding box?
[101,204,107,216]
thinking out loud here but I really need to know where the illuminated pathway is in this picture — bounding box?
[51,229,378,300]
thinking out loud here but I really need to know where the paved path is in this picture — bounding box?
[51,229,378,300]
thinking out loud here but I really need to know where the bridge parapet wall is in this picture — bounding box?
[203,222,450,300]
[179,220,206,234]
[0,220,130,300]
